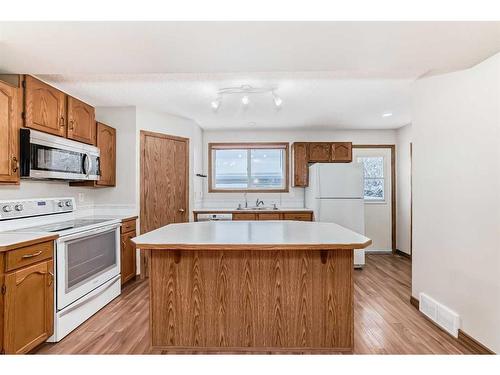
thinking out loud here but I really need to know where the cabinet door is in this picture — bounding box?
[0,81,19,184]
[308,142,331,162]
[257,213,282,220]
[3,259,54,354]
[232,213,256,220]
[24,75,66,137]
[331,142,352,162]
[121,231,137,285]
[67,96,96,145]
[292,142,309,187]
[96,122,116,186]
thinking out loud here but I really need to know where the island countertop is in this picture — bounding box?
[132,220,371,250]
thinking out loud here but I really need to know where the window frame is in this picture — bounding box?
[356,155,387,204]
[208,142,289,193]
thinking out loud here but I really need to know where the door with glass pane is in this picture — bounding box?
[57,227,120,309]
[352,147,393,252]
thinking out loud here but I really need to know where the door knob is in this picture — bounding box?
[178,208,185,212]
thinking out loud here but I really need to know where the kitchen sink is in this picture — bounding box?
[236,206,278,211]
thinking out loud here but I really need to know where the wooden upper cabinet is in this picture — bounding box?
[67,96,96,145]
[24,75,66,138]
[3,259,54,354]
[331,142,352,162]
[308,142,331,162]
[96,122,116,187]
[292,142,309,187]
[0,81,20,184]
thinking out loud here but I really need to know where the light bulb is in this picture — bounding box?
[241,95,250,106]
[211,98,221,110]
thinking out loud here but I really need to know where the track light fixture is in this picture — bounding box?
[210,85,282,111]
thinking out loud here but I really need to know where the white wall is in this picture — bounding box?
[412,53,500,352]
[396,124,412,254]
[201,129,397,209]
[135,108,203,221]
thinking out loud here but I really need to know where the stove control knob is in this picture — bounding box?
[14,204,24,211]
[57,202,64,208]
[65,201,72,207]
[2,205,12,213]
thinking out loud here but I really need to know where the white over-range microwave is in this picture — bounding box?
[20,128,100,181]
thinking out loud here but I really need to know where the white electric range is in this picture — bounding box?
[0,197,122,342]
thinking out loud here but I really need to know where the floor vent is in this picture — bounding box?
[419,293,460,337]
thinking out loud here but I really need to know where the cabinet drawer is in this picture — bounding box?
[232,213,256,220]
[121,219,137,234]
[5,241,53,272]
[257,213,282,220]
[282,212,313,221]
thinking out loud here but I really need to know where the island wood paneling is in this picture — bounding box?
[148,248,353,353]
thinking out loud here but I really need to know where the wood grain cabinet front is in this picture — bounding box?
[24,75,67,138]
[292,142,309,187]
[308,142,332,162]
[67,96,96,145]
[0,80,20,184]
[95,122,116,186]
[2,258,54,354]
[232,213,257,221]
[331,142,352,162]
[120,218,137,285]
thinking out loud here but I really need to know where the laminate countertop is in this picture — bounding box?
[132,221,371,251]
[0,232,59,252]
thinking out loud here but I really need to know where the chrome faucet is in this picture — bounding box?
[256,198,264,207]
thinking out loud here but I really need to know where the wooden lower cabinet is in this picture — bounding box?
[1,242,54,354]
[196,211,313,222]
[120,218,137,285]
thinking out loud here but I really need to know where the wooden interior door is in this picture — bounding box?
[3,260,54,354]
[67,96,95,145]
[24,75,66,138]
[0,81,19,184]
[140,130,189,276]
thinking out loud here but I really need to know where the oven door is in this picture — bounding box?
[56,225,120,310]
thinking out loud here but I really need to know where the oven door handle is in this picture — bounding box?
[57,224,119,243]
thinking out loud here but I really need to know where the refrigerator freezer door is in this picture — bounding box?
[317,198,366,267]
[316,163,364,198]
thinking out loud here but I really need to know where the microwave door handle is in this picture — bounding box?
[82,153,91,177]
[86,153,92,177]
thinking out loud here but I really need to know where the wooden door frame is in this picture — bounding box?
[352,144,396,253]
[139,130,190,277]
[409,142,413,256]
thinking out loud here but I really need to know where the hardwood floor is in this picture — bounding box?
[34,254,472,354]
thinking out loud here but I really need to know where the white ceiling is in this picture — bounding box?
[1,22,499,130]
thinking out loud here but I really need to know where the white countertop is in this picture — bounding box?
[132,221,371,250]
[0,232,58,252]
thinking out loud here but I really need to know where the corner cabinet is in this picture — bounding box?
[292,141,353,187]
[24,75,67,138]
[67,96,96,145]
[1,240,55,354]
[0,80,20,184]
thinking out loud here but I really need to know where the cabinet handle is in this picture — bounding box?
[59,116,65,127]
[22,250,43,259]
[48,271,54,286]
[11,156,19,173]
[69,120,74,130]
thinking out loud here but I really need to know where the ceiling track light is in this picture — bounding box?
[210,85,282,111]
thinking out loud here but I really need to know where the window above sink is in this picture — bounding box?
[209,142,289,193]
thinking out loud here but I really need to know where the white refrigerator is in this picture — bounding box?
[305,163,366,267]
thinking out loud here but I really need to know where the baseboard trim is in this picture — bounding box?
[395,249,411,259]
[409,296,494,354]
[458,330,495,354]
[410,295,419,309]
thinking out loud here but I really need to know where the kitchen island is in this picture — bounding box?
[132,221,371,353]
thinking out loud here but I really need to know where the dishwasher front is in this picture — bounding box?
[196,213,233,221]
